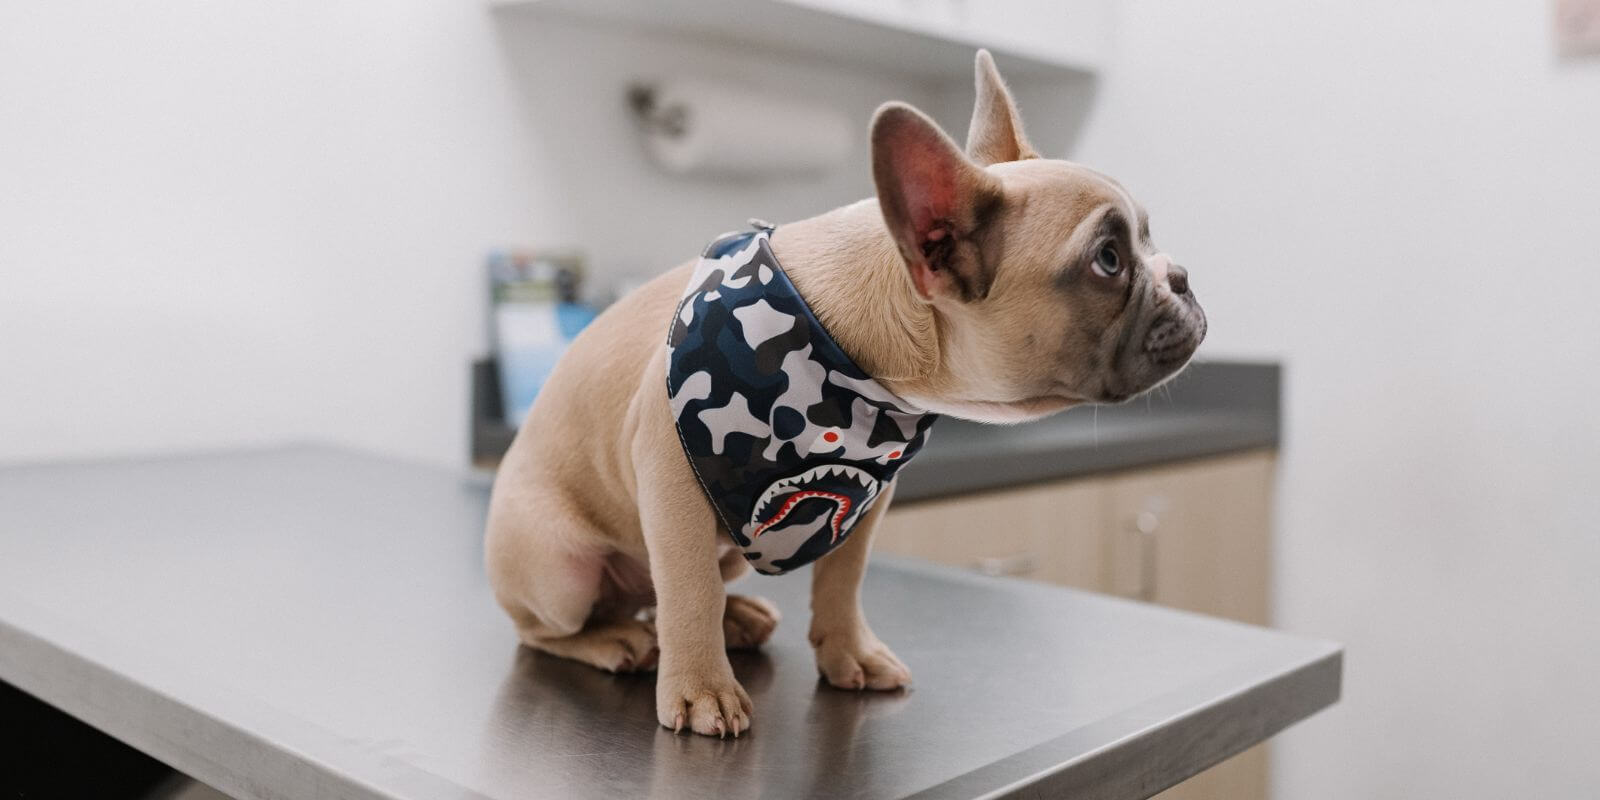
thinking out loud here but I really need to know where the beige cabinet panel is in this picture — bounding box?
[874,477,1107,592]
[881,451,1277,800]
[1102,451,1274,625]
[1102,451,1276,800]
[1151,743,1268,800]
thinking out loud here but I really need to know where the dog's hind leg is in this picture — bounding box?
[723,593,780,650]
[485,492,658,673]
[517,614,659,674]
[714,548,780,649]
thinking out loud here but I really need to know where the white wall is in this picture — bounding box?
[1073,1,1600,796]
[0,2,933,467]
[1,1,530,465]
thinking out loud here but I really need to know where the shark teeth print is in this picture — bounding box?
[749,463,880,524]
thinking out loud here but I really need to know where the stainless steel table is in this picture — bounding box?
[0,446,1340,800]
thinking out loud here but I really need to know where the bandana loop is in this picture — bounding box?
[666,225,938,574]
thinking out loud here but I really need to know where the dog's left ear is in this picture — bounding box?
[872,102,1004,303]
[966,50,1040,166]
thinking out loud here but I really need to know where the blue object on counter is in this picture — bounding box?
[490,252,597,427]
[556,302,597,339]
[496,301,597,426]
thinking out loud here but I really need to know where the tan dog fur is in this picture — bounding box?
[485,51,1206,737]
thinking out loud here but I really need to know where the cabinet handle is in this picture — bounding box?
[1131,505,1164,602]
[972,553,1037,578]
[1135,510,1161,535]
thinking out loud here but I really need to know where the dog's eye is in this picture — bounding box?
[1093,244,1121,277]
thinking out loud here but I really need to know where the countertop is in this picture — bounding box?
[893,360,1281,501]
[473,360,1282,502]
[0,446,1336,800]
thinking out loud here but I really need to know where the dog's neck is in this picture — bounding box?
[769,200,940,390]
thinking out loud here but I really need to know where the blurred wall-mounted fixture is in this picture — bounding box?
[627,80,852,179]
[1556,0,1600,58]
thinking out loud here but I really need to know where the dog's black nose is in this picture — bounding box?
[1166,264,1189,295]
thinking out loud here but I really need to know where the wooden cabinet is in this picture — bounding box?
[874,477,1106,590]
[1103,454,1274,625]
[874,450,1277,800]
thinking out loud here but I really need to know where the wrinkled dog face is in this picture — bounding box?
[874,53,1206,422]
[985,160,1207,407]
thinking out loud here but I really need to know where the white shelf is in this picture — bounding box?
[490,0,1107,83]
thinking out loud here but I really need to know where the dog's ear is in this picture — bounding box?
[872,102,1004,303]
[966,50,1039,166]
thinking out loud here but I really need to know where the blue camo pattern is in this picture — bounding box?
[665,225,937,574]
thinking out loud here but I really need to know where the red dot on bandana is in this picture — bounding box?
[888,450,901,459]
[823,431,839,443]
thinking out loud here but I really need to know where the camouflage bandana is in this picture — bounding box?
[665,223,938,575]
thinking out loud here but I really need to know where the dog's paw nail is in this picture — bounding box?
[714,717,726,738]
[673,713,684,733]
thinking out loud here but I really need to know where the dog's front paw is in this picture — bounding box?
[811,626,912,691]
[657,665,753,737]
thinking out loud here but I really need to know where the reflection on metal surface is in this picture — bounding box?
[478,631,919,799]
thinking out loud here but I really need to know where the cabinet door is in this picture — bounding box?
[874,478,1107,591]
[1102,451,1276,800]
[1103,451,1274,625]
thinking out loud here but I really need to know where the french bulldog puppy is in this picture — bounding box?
[485,51,1205,738]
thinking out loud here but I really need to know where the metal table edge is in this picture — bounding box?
[909,644,1342,800]
[0,590,488,800]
